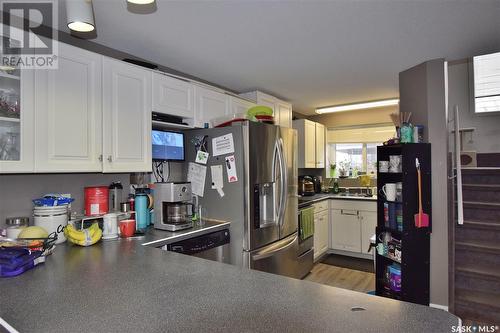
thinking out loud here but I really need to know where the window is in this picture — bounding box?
[326,125,394,178]
[473,51,500,113]
[328,143,381,177]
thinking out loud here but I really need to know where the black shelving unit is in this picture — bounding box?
[376,143,431,305]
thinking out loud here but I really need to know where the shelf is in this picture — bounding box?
[0,116,20,123]
[152,120,192,130]
[376,252,402,264]
[0,72,20,80]
[377,226,403,238]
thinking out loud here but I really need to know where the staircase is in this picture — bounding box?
[452,168,500,325]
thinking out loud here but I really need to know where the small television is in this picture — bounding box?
[152,130,184,161]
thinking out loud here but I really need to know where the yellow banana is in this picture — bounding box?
[66,223,102,246]
[64,223,98,242]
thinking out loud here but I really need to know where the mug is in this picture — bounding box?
[119,219,136,237]
[389,155,402,173]
[381,183,397,201]
[102,213,119,239]
[376,243,387,256]
[379,161,389,173]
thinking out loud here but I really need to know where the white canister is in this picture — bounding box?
[33,206,68,244]
[102,213,119,239]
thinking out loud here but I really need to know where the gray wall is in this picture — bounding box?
[399,59,449,307]
[448,60,500,153]
[0,173,129,228]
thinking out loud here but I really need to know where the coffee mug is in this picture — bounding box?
[381,183,397,201]
[119,219,136,237]
[379,161,389,173]
[102,213,119,239]
[376,243,387,256]
[389,155,402,173]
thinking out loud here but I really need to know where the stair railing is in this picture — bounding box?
[452,105,464,225]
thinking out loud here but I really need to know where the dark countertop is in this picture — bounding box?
[299,193,377,208]
[140,220,231,247]
[0,227,458,332]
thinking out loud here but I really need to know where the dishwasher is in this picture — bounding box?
[161,229,230,263]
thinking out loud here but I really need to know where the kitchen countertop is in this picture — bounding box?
[140,219,231,248]
[299,193,377,208]
[1,227,459,333]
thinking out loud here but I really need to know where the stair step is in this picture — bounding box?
[461,168,500,185]
[455,288,500,311]
[454,303,500,326]
[455,241,500,254]
[457,220,500,231]
[462,184,500,202]
[461,201,500,222]
[456,265,500,280]
[463,201,500,209]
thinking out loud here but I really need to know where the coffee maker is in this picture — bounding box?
[154,182,193,231]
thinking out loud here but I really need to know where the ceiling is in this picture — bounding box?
[58,0,500,115]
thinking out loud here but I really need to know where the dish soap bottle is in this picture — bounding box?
[332,180,340,194]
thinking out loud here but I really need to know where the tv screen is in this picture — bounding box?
[152,130,184,161]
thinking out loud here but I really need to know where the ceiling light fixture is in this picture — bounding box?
[316,98,399,114]
[66,0,96,33]
[126,0,156,4]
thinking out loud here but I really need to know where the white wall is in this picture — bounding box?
[448,60,500,153]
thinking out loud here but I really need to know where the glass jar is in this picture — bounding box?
[5,216,29,239]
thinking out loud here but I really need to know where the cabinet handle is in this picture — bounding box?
[107,155,112,162]
[341,209,358,216]
[98,154,103,162]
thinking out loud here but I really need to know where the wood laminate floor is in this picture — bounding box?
[304,263,375,293]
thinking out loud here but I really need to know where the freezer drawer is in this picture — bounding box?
[245,232,307,279]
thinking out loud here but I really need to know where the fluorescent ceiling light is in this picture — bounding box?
[127,0,155,4]
[316,99,399,114]
[66,0,95,32]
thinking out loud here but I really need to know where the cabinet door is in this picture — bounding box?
[102,57,152,173]
[330,209,361,252]
[34,42,102,172]
[314,210,329,260]
[360,211,377,254]
[315,122,325,168]
[230,96,255,115]
[276,101,292,128]
[152,73,194,119]
[194,86,229,128]
[304,120,317,168]
[0,66,34,173]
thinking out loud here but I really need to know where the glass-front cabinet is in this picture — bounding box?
[0,37,34,173]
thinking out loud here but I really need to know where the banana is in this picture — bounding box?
[65,223,102,246]
[64,223,98,242]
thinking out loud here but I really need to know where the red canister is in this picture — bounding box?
[84,186,109,216]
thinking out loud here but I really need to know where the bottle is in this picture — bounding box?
[135,194,148,230]
[332,180,340,194]
[108,181,123,213]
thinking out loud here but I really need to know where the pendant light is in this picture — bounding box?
[66,0,96,32]
[127,0,155,4]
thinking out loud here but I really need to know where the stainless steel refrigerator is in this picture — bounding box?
[184,121,312,279]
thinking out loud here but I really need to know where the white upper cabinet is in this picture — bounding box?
[315,122,325,168]
[152,73,194,119]
[230,96,255,115]
[240,91,293,128]
[293,119,325,169]
[194,85,229,128]
[0,67,34,173]
[34,42,102,172]
[102,57,152,173]
[276,101,292,128]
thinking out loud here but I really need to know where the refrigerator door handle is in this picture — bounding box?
[251,233,297,261]
[277,137,288,227]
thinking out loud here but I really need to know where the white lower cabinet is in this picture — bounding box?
[329,200,377,256]
[330,209,362,252]
[34,42,102,172]
[360,211,377,254]
[313,209,329,260]
[102,57,152,173]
